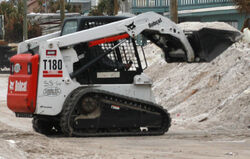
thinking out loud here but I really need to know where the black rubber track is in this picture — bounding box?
[60,88,171,137]
[32,116,55,135]
[32,116,62,136]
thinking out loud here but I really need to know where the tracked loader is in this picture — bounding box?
[7,12,241,136]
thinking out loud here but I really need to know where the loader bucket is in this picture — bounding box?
[143,28,241,63]
[187,28,242,62]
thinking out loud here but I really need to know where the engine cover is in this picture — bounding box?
[7,54,39,113]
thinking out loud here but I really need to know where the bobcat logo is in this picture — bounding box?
[15,81,27,92]
[9,80,27,92]
[125,22,136,31]
[148,18,162,28]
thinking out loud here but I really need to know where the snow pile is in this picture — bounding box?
[138,44,164,67]
[242,28,250,43]
[178,21,240,32]
[0,75,8,102]
[145,41,250,132]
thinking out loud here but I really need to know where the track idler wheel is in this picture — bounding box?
[81,96,98,113]
[60,92,101,136]
[32,116,61,135]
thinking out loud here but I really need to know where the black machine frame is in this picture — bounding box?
[62,16,144,84]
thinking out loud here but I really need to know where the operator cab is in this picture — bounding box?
[61,16,144,84]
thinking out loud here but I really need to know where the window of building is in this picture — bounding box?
[136,0,147,7]
[149,0,155,7]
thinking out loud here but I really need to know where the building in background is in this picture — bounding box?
[131,0,249,30]
[91,0,99,6]
[28,12,80,35]
[26,0,97,14]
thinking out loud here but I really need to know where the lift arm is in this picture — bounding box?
[18,31,61,54]
[48,12,195,62]
[19,12,241,63]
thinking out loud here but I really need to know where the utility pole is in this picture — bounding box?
[45,0,48,13]
[170,0,178,23]
[114,0,119,15]
[23,0,28,40]
[60,0,65,26]
[0,15,5,40]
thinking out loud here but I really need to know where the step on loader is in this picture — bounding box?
[7,12,241,136]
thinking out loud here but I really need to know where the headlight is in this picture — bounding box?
[14,63,21,73]
[27,63,32,74]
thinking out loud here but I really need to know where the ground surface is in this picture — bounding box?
[0,74,249,159]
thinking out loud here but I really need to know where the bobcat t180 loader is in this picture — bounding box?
[7,12,241,136]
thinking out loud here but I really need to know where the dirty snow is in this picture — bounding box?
[243,28,250,43]
[0,74,8,101]
[144,40,250,132]
[178,21,240,32]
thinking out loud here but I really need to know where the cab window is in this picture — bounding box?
[61,20,78,36]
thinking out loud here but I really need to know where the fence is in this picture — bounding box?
[134,0,233,8]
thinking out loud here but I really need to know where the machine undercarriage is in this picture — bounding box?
[32,88,171,136]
